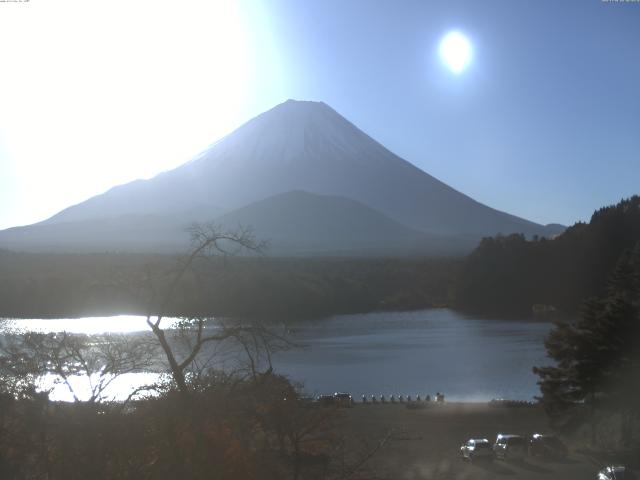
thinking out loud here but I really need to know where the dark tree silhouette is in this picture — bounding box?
[533,242,640,444]
[456,196,640,315]
[142,223,291,397]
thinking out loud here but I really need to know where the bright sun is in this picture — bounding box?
[439,31,473,74]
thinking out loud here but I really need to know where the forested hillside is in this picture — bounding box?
[0,251,456,319]
[455,196,640,315]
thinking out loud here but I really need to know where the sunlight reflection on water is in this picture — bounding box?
[1,315,180,401]
[1,310,554,402]
[38,372,164,402]
[4,315,180,334]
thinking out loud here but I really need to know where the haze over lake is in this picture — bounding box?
[4,309,552,402]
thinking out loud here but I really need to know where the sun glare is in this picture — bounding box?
[0,0,253,228]
[439,31,473,74]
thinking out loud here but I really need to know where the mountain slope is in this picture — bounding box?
[1,99,563,254]
[215,190,474,255]
[0,214,194,253]
[0,191,475,255]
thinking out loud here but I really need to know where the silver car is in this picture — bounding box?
[460,438,493,461]
[493,434,526,460]
[598,466,637,480]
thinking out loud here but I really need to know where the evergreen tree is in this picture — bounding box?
[457,195,640,314]
[533,243,640,442]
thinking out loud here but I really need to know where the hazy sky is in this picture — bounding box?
[0,0,638,230]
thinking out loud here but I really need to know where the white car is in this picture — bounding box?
[460,438,493,461]
[493,434,526,460]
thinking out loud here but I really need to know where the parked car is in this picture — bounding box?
[529,433,568,459]
[493,434,527,460]
[598,466,637,480]
[333,392,352,408]
[460,438,493,461]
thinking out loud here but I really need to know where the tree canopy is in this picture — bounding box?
[533,242,640,443]
[456,196,640,315]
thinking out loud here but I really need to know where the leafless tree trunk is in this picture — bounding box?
[143,223,292,397]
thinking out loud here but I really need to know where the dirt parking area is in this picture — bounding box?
[338,402,598,479]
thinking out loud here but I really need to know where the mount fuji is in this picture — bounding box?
[0,100,563,255]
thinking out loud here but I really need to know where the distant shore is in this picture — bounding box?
[0,252,457,319]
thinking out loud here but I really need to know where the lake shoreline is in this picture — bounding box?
[3,309,554,402]
[1,305,560,324]
[338,402,600,479]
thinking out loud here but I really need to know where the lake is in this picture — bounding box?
[1,309,553,402]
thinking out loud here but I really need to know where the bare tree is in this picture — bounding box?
[142,223,291,396]
[0,331,156,403]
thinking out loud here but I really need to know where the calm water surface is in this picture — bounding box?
[272,309,552,401]
[2,309,552,401]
